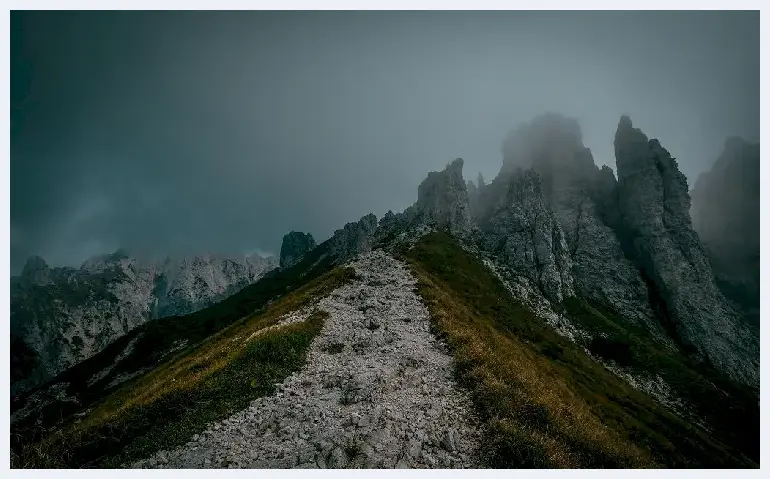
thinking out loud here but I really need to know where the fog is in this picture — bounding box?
[10,11,759,274]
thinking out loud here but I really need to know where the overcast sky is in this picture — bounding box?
[10,11,759,274]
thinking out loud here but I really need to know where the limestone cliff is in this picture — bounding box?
[613,116,758,386]
[279,232,317,269]
[414,158,472,237]
[474,168,575,303]
[11,251,277,394]
[497,113,657,329]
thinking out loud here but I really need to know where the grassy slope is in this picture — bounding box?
[404,232,757,468]
[564,297,759,464]
[11,243,353,468]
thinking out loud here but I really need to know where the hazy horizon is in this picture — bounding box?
[11,11,759,274]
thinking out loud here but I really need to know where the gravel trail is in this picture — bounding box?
[133,250,482,469]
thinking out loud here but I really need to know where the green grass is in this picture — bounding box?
[562,296,760,464]
[19,312,324,468]
[403,231,757,468]
[11,255,355,468]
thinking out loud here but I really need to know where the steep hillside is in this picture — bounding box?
[11,251,277,394]
[405,232,757,467]
[10,241,351,468]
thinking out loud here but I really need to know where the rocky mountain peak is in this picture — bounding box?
[613,116,758,386]
[490,115,657,330]
[21,255,50,284]
[614,117,694,235]
[279,232,317,269]
[81,248,136,274]
[476,167,575,303]
[11,251,277,394]
[415,158,471,237]
[328,213,378,262]
[614,115,657,174]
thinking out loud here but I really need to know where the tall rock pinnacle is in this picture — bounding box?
[415,158,472,237]
[495,113,656,330]
[613,116,758,386]
[279,232,317,269]
[476,168,575,303]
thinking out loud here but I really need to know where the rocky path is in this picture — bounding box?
[133,250,482,469]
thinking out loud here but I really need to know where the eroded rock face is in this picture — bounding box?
[134,251,482,469]
[414,158,472,237]
[328,213,378,263]
[495,114,655,327]
[613,116,758,386]
[690,138,760,326]
[475,168,574,303]
[154,255,276,318]
[11,252,277,395]
[20,256,53,285]
[279,232,317,269]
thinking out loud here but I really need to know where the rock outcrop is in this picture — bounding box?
[279,232,317,269]
[154,255,276,318]
[328,213,378,263]
[414,158,472,237]
[495,114,657,329]
[11,251,277,394]
[690,138,760,326]
[613,116,758,386]
[474,168,574,303]
[20,255,53,285]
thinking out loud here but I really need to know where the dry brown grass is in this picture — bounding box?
[410,263,653,468]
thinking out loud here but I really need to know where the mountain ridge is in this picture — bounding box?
[11,250,278,394]
[10,113,759,469]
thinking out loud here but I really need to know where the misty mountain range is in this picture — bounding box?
[11,11,759,279]
[11,250,277,394]
[10,112,760,469]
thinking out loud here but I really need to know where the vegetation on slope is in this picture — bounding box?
[11,243,353,468]
[404,231,757,468]
[563,297,759,464]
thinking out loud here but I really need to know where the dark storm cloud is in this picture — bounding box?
[10,11,759,274]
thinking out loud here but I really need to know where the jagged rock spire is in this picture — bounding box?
[279,232,316,269]
[613,116,758,387]
[328,213,378,262]
[415,158,472,237]
[21,255,50,285]
[491,113,656,330]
